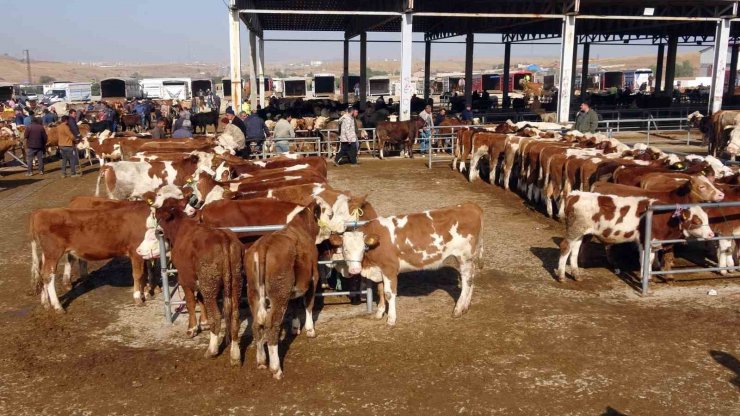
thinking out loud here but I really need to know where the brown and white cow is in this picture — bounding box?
[557,191,714,281]
[153,198,243,365]
[245,203,325,379]
[95,152,219,200]
[330,203,483,325]
[29,202,151,312]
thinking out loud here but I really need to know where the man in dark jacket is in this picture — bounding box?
[245,109,269,152]
[461,105,474,122]
[41,109,55,126]
[24,118,47,176]
[67,109,81,140]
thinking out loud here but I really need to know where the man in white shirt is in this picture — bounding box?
[418,105,434,153]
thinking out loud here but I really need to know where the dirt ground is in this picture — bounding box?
[0,156,738,416]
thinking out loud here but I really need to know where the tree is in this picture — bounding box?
[39,75,55,84]
[675,60,695,77]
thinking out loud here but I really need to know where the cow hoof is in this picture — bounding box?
[204,349,218,359]
[134,297,144,306]
[200,322,210,331]
[374,310,385,320]
[452,309,463,318]
[257,363,267,370]
[186,327,200,338]
[291,326,301,336]
[272,370,284,380]
[573,275,582,282]
[54,307,66,315]
[386,317,396,326]
[305,329,316,338]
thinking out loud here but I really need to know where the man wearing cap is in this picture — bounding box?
[172,119,193,138]
[225,107,247,138]
[245,109,269,155]
[334,107,360,166]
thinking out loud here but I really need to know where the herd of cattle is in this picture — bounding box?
[26,126,483,379]
[452,118,737,282]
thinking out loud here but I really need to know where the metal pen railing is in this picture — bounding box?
[600,116,696,145]
[640,200,740,296]
[157,220,371,323]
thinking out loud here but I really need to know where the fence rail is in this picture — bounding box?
[640,200,740,296]
[156,220,371,323]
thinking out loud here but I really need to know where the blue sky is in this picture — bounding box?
[3,0,703,65]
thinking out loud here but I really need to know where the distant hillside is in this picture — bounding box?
[0,52,700,84]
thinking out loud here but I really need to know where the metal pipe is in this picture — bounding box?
[650,265,740,275]
[157,232,172,323]
[641,209,653,296]
[240,9,401,16]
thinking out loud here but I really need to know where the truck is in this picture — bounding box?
[312,73,336,97]
[100,78,142,100]
[623,68,652,90]
[368,76,392,96]
[41,82,93,104]
[279,77,308,98]
[161,78,191,100]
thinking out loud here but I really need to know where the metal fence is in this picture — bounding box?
[640,201,740,296]
[156,220,371,324]
[600,116,696,145]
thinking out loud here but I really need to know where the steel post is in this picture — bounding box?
[580,42,590,96]
[399,12,414,121]
[557,15,576,123]
[343,38,350,104]
[654,44,665,93]
[503,42,511,109]
[248,31,258,109]
[360,32,367,110]
[424,39,431,102]
[709,18,731,114]
[464,32,474,107]
[228,3,243,109]
[258,36,265,109]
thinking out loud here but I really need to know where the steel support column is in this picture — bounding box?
[709,18,731,114]
[424,39,431,102]
[343,38,350,104]
[570,41,578,101]
[664,35,678,96]
[248,31,258,109]
[580,42,590,95]
[360,32,367,110]
[400,12,413,120]
[557,15,576,123]
[654,44,665,93]
[258,36,265,108]
[729,43,739,98]
[464,32,474,107]
[228,4,242,109]
[503,42,511,109]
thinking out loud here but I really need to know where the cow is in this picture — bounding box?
[557,191,714,282]
[375,117,425,159]
[119,137,216,159]
[689,110,740,156]
[612,160,710,188]
[120,114,142,132]
[592,174,725,204]
[151,198,242,365]
[245,203,325,379]
[190,110,219,134]
[29,202,152,312]
[467,132,510,183]
[95,152,218,200]
[452,127,486,173]
[329,203,483,325]
[220,155,328,179]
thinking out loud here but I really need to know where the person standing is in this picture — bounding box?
[574,101,599,133]
[461,104,473,122]
[418,104,434,153]
[150,119,167,139]
[334,107,359,166]
[41,109,55,126]
[172,119,193,138]
[273,115,295,154]
[24,118,47,176]
[245,109,269,154]
[58,115,79,177]
[23,109,33,128]
[225,108,247,137]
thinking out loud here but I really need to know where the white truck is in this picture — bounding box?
[41,82,92,104]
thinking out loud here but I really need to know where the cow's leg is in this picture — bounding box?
[382,276,398,326]
[198,294,210,331]
[661,245,675,282]
[62,253,74,289]
[605,244,621,275]
[374,281,386,319]
[201,290,222,359]
[183,287,200,337]
[266,300,288,379]
[130,255,146,305]
[79,259,89,280]
[718,239,731,275]
[303,264,319,338]
[568,238,584,281]
[453,259,475,317]
[253,320,267,369]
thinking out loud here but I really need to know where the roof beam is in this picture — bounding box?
[239,0,263,37]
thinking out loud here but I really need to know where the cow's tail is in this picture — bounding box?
[30,220,43,294]
[253,250,268,327]
[95,166,105,197]
[220,240,235,343]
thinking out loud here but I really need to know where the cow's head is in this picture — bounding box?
[687,174,724,201]
[687,111,704,128]
[314,196,340,243]
[674,206,714,240]
[149,184,186,208]
[329,230,380,275]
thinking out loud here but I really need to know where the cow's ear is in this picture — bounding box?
[222,189,236,200]
[328,234,343,247]
[364,234,380,249]
[680,209,691,221]
[312,202,323,221]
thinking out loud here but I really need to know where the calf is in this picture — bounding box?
[153,198,242,365]
[29,203,151,312]
[331,203,483,325]
[245,204,325,379]
[557,191,714,281]
[375,118,425,159]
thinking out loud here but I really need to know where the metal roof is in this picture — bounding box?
[237,0,740,42]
